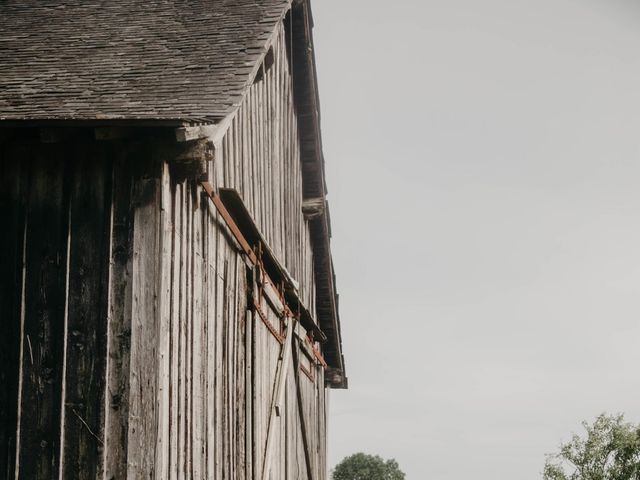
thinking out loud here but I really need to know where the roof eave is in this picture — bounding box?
[290,0,347,389]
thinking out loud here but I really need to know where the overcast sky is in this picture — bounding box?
[312,1,640,478]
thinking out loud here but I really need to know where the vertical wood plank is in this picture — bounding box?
[177,180,187,480]
[61,144,112,479]
[0,144,28,480]
[18,145,69,480]
[215,233,224,479]
[185,181,194,477]
[169,181,182,480]
[192,185,204,479]
[156,161,173,479]
[236,260,246,479]
[103,144,135,479]
[205,195,216,479]
[245,305,253,480]
[126,155,160,478]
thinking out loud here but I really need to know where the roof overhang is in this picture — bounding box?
[287,0,347,389]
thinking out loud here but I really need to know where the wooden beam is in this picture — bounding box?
[325,367,347,388]
[175,114,235,143]
[151,139,213,181]
[173,140,213,164]
[301,197,325,219]
[174,124,217,142]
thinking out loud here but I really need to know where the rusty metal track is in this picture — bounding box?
[201,181,258,264]
[253,300,285,345]
[201,181,326,343]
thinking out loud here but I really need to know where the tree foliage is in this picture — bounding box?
[332,452,406,480]
[544,414,640,480]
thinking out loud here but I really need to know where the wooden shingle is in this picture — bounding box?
[0,0,289,123]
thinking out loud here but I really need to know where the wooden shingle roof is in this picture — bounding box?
[0,0,289,124]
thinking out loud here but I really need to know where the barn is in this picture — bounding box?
[0,1,346,479]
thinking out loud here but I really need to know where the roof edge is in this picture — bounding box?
[289,0,347,389]
[194,1,292,148]
[0,118,205,128]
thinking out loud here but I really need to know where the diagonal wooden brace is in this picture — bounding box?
[261,314,294,480]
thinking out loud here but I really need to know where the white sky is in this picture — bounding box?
[312,1,640,478]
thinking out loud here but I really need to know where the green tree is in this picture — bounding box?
[544,414,640,480]
[332,452,405,480]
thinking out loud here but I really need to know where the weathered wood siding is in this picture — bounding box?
[0,140,129,479]
[0,19,329,480]
[216,22,316,314]
[211,22,328,479]
[145,22,328,479]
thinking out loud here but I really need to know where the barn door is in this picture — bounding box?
[247,263,323,480]
[247,263,289,480]
[200,183,325,480]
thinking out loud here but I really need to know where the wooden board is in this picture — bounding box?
[60,144,111,479]
[18,145,69,480]
[0,143,28,479]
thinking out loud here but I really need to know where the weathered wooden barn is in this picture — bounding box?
[0,1,346,478]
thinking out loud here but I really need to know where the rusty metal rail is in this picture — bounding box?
[201,180,327,346]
